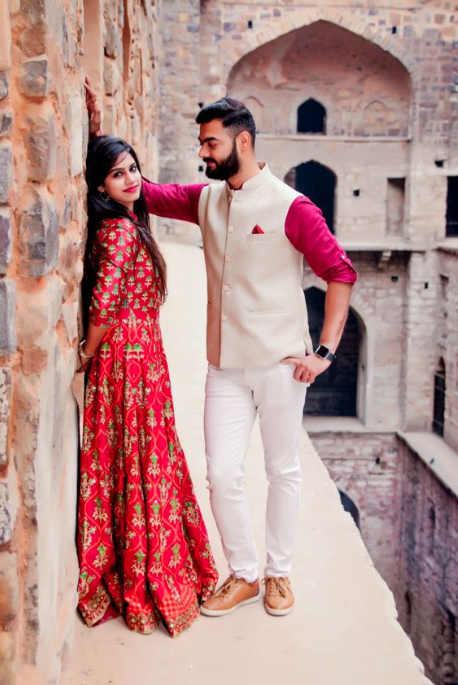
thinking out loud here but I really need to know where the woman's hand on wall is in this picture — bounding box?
[84,76,103,139]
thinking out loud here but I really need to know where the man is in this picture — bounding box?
[86,84,357,617]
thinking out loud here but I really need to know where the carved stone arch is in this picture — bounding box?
[224,13,416,87]
[227,18,413,137]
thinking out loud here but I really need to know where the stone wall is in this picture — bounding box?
[157,3,458,683]
[312,429,458,683]
[0,1,161,683]
[396,435,458,682]
[435,248,458,452]
[309,432,402,590]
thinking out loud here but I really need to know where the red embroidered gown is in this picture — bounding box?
[77,217,218,637]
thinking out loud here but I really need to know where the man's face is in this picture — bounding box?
[198,119,241,180]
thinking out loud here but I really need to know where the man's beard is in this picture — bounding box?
[204,140,240,180]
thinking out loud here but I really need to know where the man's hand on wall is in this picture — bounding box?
[84,76,103,139]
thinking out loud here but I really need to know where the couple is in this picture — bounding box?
[77,79,357,638]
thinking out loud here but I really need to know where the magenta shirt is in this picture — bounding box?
[142,179,357,285]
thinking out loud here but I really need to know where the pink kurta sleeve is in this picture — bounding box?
[285,196,358,284]
[142,179,207,225]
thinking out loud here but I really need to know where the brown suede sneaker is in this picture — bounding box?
[200,575,260,617]
[263,576,295,616]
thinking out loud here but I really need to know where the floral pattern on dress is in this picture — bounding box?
[77,218,218,637]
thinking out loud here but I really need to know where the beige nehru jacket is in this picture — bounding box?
[197,164,312,369]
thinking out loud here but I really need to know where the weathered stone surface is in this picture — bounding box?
[66,94,83,176]
[0,142,12,204]
[62,14,76,68]
[8,0,21,15]
[0,208,12,274]
[24,105,56,182]
[0,2,12,72]
[19,187,58,277]
[104,58,120,96]
[0,111,13,137]
[0,368,12,467]
[18,0,46,57]
[20,56,49,97]
[0,279,16,354]
[0,631,15,684]
[0,552,18,624]
[0,480,16,545]
[0,72,8,100]
[104,14,120,58]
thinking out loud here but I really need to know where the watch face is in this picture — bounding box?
[316,345,329,358]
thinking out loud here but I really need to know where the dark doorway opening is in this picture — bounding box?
[433,359,446,437]
[304,287,359,416]
[338,490,360,529]
[285,161,336,233]
[446,177,458,237]
[297,99,326,134]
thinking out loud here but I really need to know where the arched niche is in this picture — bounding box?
[297,98,326,134]
[285,161,336,234]
[303,286,367,420]
[433,358,446,437]
[227,20,412,137]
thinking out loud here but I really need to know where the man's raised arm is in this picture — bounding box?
[84,76,206,226]
[141,179,206,225]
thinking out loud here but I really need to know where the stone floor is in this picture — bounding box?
[61,243,432,685]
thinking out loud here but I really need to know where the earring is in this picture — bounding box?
[100,190,110,202]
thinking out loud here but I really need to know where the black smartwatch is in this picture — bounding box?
[314,344,336,363]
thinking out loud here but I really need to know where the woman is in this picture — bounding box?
[77,134,218,637]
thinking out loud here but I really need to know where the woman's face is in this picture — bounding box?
[98,152,142,211]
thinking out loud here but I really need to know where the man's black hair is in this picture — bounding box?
[195,97,256,147]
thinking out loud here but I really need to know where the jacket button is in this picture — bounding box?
[221,314,228,322]
[223,284,230,292]
[225,255,231,262]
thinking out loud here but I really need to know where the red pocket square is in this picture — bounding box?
[252,224,264,234]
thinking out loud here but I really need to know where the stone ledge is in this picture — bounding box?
[61,243,432,685]
[257,133,412,143]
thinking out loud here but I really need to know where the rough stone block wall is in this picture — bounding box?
[0,1,161,683]
[309,432,402,589]
[395,436,458,684]
[435,249,458,452]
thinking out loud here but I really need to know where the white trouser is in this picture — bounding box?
[204,363,308,582]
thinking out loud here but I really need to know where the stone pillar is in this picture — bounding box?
[156,0,202,242]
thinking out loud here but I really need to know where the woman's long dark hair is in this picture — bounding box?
[82,136,167,331]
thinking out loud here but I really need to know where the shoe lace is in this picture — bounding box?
[214,576,244,599]
[264,577,290,598]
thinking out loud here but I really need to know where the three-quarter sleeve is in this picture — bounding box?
[89,219,139,327]
[142,178,207,225]
[285,196,358,284]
